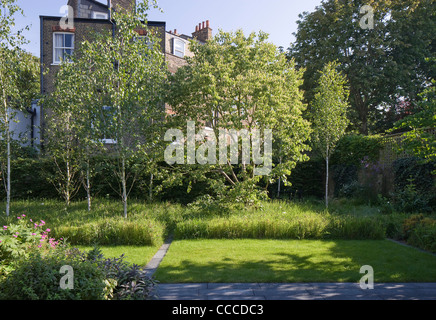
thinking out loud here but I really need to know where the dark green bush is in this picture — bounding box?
[331,134,383,167]
[86,247,157,300]
[0,249,108,300]
[392,158,435,213]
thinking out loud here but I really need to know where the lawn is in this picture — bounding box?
[154,239,436,283]
[2,198,436,283]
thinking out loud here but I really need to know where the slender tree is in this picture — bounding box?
[44,0,166,216]
[311,62,350,208]
[0,0,31,216]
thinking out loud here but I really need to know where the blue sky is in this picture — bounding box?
[15,0,323,57]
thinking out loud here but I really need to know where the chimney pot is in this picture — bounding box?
[202,21,205,29]
[206,20,210,28]
[174,29,177,34]
[199,23,201,30]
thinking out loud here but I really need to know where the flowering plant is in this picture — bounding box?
[0,215,63,278]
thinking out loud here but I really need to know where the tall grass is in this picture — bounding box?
[0,198,406,245]
[0,199,182,246]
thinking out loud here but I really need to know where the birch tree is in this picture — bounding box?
[311,62,350,208]
[45,0,166,216]
[0,0,30,216]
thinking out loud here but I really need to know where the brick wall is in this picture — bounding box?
[110,0,135,13]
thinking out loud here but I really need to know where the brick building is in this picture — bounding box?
[38,0,213,142]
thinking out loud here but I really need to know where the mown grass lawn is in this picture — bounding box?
[154,239,436,283]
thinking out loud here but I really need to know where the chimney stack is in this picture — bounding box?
[192,20,212,42]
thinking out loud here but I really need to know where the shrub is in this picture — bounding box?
[0,215,62,279]
[392,157,436,212]
[86,247,157,300]
[0,249,108,300]
[391,177,433,213]
[401,214,436,253]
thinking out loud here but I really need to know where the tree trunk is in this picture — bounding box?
[86,162,91,211]
[325,149,329,209]
[149,173,153,202]
[6,120,11,217]
[122,157,128,219]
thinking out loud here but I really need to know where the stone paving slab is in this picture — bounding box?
[152,283,436,300]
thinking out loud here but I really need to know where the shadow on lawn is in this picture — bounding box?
[154,240,436,283]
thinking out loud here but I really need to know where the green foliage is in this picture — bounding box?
[86,247,157,300]
[289,0,435,134]
[167,29,311,207]
[401,214,436,253]
[331,134,383,166]
[283,156,324,199]
[310,61,350,206]
[391,77,436,168]
[41,0,168,216]
[0,249,108,300]
[311,61,350,158]
[0,215,61,279]
[52,218,165,246]
[392,158,435,212]
[176,201,386,241]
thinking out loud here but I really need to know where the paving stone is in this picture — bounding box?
[157,283,208,290]
[258,283,315,291]
[207,295,266,300]
[253,289,310,297]
[207,283,261,290]
[199,289,255,296]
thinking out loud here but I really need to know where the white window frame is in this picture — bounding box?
[53,32,75,65]
[172,38,185,58]
[92,11,108,19]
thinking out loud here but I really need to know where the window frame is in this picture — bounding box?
[53,32,75,65]
[172,38,185,58]
[92,11,108,19]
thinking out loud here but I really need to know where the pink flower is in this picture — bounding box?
[46,228,51,232]
[13,235,17,238]
[3,226,7,230]
[37,244,42,248]
[31,233,36,236]
[17,217,21,220]
[21,214,26,217]
[40,220,45,225]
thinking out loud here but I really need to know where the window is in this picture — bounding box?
[173,38,185,58]
[53,33,74,64]
[92,11,108,19]
[100,106,117,144]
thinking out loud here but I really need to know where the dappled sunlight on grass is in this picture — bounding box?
[154,239,436,283]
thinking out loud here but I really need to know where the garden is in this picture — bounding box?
[1,0,436,301]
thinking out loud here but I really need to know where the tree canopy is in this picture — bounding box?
[288,0,435,135]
